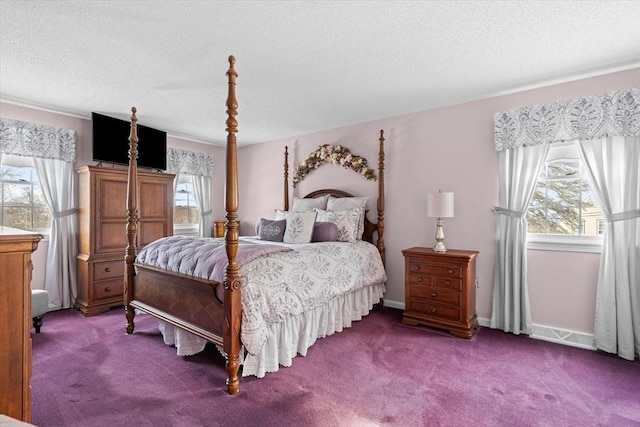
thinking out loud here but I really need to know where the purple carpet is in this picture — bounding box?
[31,307,639,426]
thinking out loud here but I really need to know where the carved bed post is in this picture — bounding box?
[283,146,289,210]
[377,129,385,266]
[223,55,241,395]
[124,107,139,334]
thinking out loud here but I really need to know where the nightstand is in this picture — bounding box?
[401,247,479,339]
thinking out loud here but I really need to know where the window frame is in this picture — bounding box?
[526,142,603,254]
[0,155,51,237]
[173,175,199,236]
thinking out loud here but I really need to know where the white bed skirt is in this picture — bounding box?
[157,281,386,378]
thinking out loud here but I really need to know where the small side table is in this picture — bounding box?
[401,247,479,339]
[213,220,226,238]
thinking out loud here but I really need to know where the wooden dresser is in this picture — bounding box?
[76,166,174,316]
[402,247,479,339]
[0,227,42,423]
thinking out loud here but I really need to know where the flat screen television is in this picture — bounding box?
[91,112,167,171]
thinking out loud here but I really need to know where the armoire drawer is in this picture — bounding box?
[93,279,123,301]
[93,259,124,281]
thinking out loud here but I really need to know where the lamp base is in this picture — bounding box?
[432,217,448,252]
[433,241,448,252]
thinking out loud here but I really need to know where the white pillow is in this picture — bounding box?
[315,208,362,243]
[283,211,317,244]
[274,209,289,221]
[326,196,368,240]
[292,195,329,212]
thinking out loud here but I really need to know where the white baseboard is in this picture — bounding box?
[382,299,404,310]
[386,301,596,352]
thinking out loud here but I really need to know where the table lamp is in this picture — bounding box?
[427,190,454,252]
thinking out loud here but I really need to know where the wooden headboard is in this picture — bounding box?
[282,131,386,265]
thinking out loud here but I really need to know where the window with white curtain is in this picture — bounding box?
[0,154,51,234]
[174,174,199,236]
[526,142,604,253]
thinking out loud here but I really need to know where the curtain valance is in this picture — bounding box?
[494,87,639,152]
[166,147,213,177]
[0,118,77,162]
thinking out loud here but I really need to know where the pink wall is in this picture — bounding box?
[237,68,640,334]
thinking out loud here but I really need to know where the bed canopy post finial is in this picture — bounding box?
[377,129,385,266]
[284,146,289,210]
[124,106,139,334]
[223,55,242,395]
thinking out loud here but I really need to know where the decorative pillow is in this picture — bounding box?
[292,195,329,212]
[311,221,339,242]
[256,218,286,242]
[326,196,368,239]
[283,211,317,244]
[315,208,361,243]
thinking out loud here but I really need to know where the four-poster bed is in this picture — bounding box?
[123,56,387,394]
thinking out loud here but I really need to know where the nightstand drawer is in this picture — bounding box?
[408,272,433,286]
[409,284,461,305]
[93,279,123,300]
[408,261,462,279]
[93,259,124,281]
[408,300,460,322]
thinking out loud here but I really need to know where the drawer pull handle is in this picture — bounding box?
[448,269,453,274]
[105,267,111,273]
[431,292,437,297]
[414,265,420,271]
[418,277,423,282]
[430,307,437,313]
[105,287,111,292]
[445,281,450,285]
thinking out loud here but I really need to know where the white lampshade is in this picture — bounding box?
[427,191,454,218]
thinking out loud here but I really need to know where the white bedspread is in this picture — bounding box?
[139,236,387,377]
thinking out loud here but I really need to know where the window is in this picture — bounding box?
[526,143,604,252]
[0,155,51,234]
[174,175,199,236]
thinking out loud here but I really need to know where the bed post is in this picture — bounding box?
[283,146,289,210]
[124,107,139,334]
[223,55,242,395]
[377,129,385,266]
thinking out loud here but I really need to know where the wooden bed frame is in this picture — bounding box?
[123,56,386,395]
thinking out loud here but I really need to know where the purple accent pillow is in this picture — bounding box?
[311,221,339,242]
[257,218,286,242]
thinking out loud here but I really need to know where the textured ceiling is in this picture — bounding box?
[1,1,639,146]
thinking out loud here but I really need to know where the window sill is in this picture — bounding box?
[527,234,603,253]
[173,224,199,237]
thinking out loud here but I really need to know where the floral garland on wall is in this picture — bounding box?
[292,144,376,187]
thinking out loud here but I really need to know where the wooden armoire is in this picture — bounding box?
[75,166,174,316]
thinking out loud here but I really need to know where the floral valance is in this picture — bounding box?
[494,87,639,152]
[0,118,77,162]
[293,144,377,187]
[166,147,214,177]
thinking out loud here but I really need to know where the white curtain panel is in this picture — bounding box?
[1,118,77,310]
[33,157,78,310]
[576,136,640,360]
[491,144,549,334]
[192,174,212,238]
[167,147,214,237]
